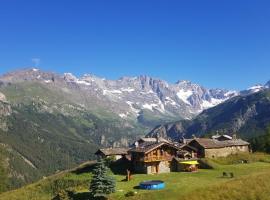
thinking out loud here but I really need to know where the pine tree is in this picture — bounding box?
[89,159,116,199]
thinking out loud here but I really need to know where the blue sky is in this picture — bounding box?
[0,0,270,90]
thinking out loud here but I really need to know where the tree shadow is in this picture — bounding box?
[72,192,92,200]
[110,157,132,175]
[133,186,141,190]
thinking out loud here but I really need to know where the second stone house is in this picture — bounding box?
[187,135,250,158]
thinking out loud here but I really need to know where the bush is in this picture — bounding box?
[125,191,136,197]
[54,189,74,200]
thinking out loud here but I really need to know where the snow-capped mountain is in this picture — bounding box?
[1,68,268,125]
[0,68,239,122]
[240,82,270,95]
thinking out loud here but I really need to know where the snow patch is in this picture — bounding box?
[121,88,135,92]
[119,113,128,118]
[140,90,155,95]
[103,90,122,95]
[44,80,52,83]
[201,100,214,109]
[210,98,224,106]
[126,101,140,114]
[177,89,193,105]
[142,102,165,113]
[201,98,226,110]
[225,91,238,97]
[165,97,177,106]
[76,80,91,86]
[142,103,154,110]
[248,85,264,93]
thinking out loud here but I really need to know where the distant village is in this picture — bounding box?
[95,134,250,174]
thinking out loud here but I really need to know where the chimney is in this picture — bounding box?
[191,151,195,158]
[232,134,237,140]
[181,136,187,144]
[192,134,197,139]
[134,141,139,148]
[156,136,160,143]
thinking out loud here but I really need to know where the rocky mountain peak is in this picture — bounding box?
[176,80,192,85]
[0,68,58,83]
[63,73,78,82]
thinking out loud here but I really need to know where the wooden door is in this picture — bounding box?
[151,163,159,174]
[151,165,156,173]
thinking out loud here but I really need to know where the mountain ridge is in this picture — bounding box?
[0,68,241,121]
[147,88,270,141]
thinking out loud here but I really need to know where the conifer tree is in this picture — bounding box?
[89,159,116,199]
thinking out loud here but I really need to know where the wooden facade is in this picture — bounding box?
[129,142,179,174]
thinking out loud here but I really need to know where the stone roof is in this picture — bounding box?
[212,134,232,140]
[179,143,198,152]
[95,148,129,156]
[190,138,249,149]
[128,141,180,154]
[137,137,170,143]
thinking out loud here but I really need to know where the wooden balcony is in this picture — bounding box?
[142,155,172,162]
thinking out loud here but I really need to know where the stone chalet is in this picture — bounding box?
[187,135,250,158]
[128,138,197,174]
[94,134,250,174]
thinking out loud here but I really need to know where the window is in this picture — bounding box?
[160,150,164,156]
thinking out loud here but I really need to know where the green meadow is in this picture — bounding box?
[1,153,270,200]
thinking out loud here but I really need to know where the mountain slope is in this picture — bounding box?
[148,89,270,140]
[0,81,146,189]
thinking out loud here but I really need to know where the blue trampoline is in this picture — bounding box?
[139,180,165,190]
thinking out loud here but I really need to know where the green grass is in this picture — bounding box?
[112,162,270,200]
[180,171,270,200]
[1,157,270,200]
[212,152,270,165]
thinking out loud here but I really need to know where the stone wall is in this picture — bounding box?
[133,161,171,174]
[205,145,249,158]
[158,161,171,173]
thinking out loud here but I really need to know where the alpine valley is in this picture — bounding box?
[0,68,269,191]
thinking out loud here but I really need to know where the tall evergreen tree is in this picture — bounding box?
[89,159,116,199]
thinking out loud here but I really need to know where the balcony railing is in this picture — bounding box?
[142,155,172,162]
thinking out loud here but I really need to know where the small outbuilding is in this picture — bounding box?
[172,158,199,172]
[95,148,129,160]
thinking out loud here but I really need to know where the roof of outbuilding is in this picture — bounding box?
[95,148,129,156]
[212,134,233,140]
[189,138,249,149]
[137,137,170,143]
[128,141,180,154]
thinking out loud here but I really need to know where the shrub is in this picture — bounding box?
[125,191,136,197]
[54,189,73,200]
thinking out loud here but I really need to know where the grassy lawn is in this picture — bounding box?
[111,162,270,200]
[1,155,270,200]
